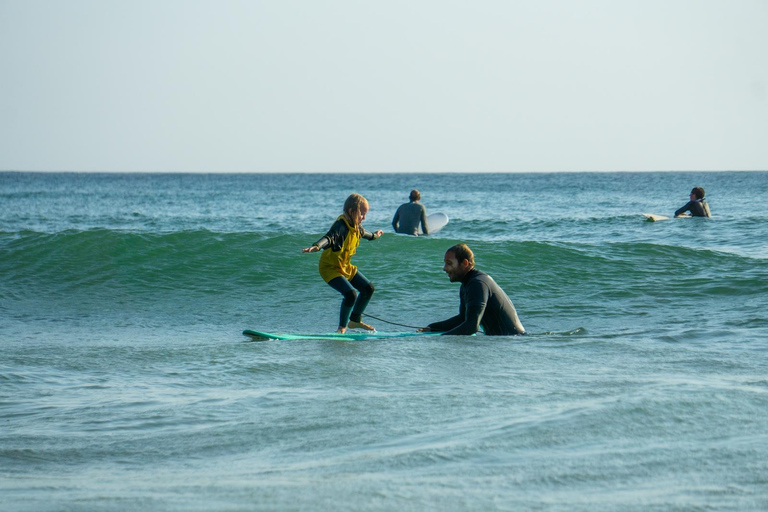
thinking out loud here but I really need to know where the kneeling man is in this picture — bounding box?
[420,244,525,336]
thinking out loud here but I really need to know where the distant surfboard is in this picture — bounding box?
[418,212,449,235]
[642,213,696,222]
[243,329,438,341]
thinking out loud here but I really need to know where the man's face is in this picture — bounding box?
[443,251,467,282]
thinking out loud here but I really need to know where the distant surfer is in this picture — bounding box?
[392,189,429,236]
[418,244,526,336]
[302,193,384,333]
[675,187,711,218]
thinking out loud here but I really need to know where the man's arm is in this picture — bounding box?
[425,291,466,332]
[426,314,463,333]
[438,281,489,335]
[675,201,693,217]
[392,208,400,232]
[420,205,429,235]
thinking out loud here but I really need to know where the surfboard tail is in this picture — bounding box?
[242,330,275,341]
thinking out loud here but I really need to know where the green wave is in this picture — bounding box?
[3,229,766,302]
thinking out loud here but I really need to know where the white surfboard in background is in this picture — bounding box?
[418,212,449,234]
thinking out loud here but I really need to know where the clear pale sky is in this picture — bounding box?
[1,0,766,173]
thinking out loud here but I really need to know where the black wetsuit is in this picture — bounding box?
[392,201,429,236]
[675,198,711,217]
[427,269,525,336]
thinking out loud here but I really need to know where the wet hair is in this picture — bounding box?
[446,243,475,268]
[343,193,369,220]
[409,189,421,201]
[691,187,705,200]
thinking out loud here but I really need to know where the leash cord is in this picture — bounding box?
[363,313,422,330]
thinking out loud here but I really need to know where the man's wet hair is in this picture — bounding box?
[447,243,475,267]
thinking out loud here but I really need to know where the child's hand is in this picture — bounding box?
[373,230,384,238]
[302,246,319,253]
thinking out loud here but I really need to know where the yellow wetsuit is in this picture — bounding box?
[314,215,377,283]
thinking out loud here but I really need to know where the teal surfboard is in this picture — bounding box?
[242,329,437,341]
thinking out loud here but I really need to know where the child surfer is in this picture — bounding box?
[302,193,384,333]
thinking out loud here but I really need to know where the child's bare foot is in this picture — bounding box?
[348,321,375,331]
[336,326,347,334]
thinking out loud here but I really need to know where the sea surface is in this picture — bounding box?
[1,171,767,511]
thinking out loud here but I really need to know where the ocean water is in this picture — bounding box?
[1,171,767,511]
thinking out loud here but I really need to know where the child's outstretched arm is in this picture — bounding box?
[361,228,384,240]
[302,231,335,253]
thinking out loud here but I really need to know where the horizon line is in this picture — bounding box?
[2,169,766,174]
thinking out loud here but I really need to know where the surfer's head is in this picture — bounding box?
[343,193,369,226]
[691,187,705,200]
[443,243,474,282]
[409,189,421,202]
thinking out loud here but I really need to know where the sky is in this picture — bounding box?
[1,0,766,173]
